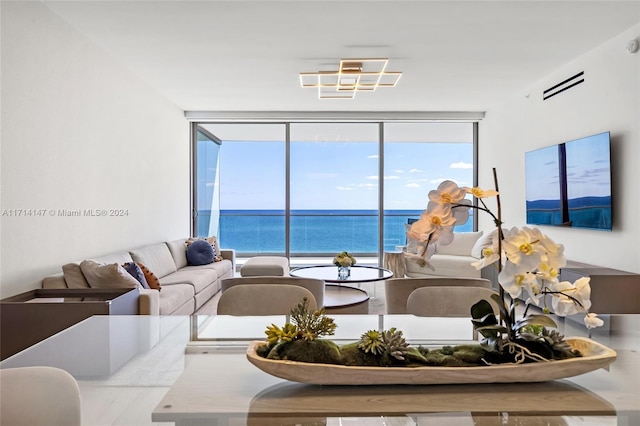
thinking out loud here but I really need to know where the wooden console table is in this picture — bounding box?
[560,261,640,314]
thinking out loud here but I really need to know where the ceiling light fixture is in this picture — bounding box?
[299,58,402,99]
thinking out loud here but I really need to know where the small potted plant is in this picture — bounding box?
[333,251,356,279]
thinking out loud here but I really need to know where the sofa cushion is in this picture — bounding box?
[79,260,139,289]
[159,268,218,294]
[166,238,189,269]
[157,283,195,315]
[181,259,233,278]
[186,239,215,266]
[136,263,161,291]
[436,231,483,256]
[122,262,150,289]
[130,243,177,279]
[405,254,480,279]
[61,263,90,289]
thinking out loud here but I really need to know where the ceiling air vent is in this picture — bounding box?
[543,71,584,100]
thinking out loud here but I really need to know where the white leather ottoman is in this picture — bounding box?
[240,256,290,277]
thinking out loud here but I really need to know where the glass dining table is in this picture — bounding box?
[1,313,638,426]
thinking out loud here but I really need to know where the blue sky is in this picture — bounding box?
[525,132,611,202]
[218,141,473,210]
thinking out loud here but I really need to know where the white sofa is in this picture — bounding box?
[404,231,490,279]
[41,238,235,315]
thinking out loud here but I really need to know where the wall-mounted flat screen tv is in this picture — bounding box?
[525,131,612,230]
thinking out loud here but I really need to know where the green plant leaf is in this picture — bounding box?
[475,325,509,334]
[471,299,495,320]
[514,314,558,330]
[490,293,509,320]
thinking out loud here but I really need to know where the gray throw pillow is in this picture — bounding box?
[79,260,139,289]
[122,262,150,289]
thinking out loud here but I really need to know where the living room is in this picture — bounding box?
[1,1,639,305]
[2,2,640,425]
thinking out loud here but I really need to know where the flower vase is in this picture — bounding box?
[338,266,351,280]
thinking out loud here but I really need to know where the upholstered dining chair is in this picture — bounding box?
[406,286,501,339]
[384,276,493,314]
[0,366,81,426]
[216,284,317,315]
[221,276,325,308]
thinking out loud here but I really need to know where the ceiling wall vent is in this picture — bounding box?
[543,71,584,101]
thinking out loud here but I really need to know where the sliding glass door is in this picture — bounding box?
[197,124,286,256]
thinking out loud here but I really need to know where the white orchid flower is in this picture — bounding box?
[498,260,536,299]
[501,227,544,270]
[551,277,592,316]
[584,313,604,329]
[462,186,499,199]
[409,203,456,244]
[428,180,467,205]
[538,232,567,269]
[471,251,500,270]
[471,239,501,269]
[573,277,593,311]
[450,198,472,226]
[536,262,561,282]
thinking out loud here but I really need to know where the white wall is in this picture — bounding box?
[479,24,640,273]
[0,2,190,297]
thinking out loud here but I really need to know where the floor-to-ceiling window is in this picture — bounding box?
[382,122,475,251]
[193,120,476,264]
[197,124,286,256]
[290,123,380,257]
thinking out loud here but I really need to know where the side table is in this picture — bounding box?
[384,250,406,278]
[1,288,139,360]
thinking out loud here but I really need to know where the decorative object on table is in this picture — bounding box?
[333,251,356,279]
[404,168,604,357]
[247,299,616,385]
[247,169,615,385]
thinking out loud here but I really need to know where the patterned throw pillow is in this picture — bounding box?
[122,262,150,289]
[186,236,222,262]
[186,239,216,265]
[136,262,161,291]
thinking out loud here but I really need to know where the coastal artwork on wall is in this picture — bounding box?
[525,131,612,230]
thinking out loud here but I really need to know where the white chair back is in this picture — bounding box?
[406,286,500,340]
[221,276,325,308]
[217,284,317,315]
[0,366,81,426]
[406,286,500,317]
[385,276,493,314]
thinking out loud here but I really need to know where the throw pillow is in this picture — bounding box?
[79,260,139,289]
[136,262,161,291]
[186,239,216,265]
[61,263,90,288]
[436,231,484,256]
[122,262,150,289]
[186,236,222,261]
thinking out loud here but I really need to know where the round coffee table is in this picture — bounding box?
[289,265,393,313]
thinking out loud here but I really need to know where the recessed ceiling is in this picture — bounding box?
[43,1,640,113]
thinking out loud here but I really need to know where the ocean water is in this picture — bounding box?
[526,196,612,230]
[201,210,473,254]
